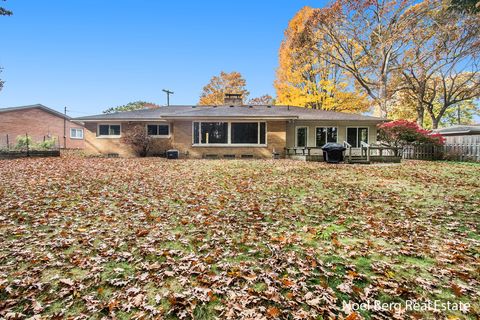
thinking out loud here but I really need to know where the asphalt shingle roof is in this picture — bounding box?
[0,104,72,120]
[75,106,194,120]
[74,105,386,122]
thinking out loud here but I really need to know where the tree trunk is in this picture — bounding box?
[457,104,461,125]
[379,76,388,118]
[431,118,439,129]
[416,101,425,127]
[374,99,387,118]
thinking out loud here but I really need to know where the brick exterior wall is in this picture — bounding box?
[84,122,173,157]
[0,108,85,149]
[84,120,287,158]
[171,120,287,159]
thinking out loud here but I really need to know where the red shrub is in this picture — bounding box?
[378,120,445,147]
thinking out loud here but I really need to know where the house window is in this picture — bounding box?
[316,127,337,146]
[70,128,84,139]
[98,124,121,137]
[231,122,258,144]
[147,124,169,137]
[296,127,307,147]
[193,122,200,144]
[201,122,228,144]
[260,122,266,144]
[192,121,267,145]
[347,127,369,148]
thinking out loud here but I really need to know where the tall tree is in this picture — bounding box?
[450,0,480,13]
[398,0,480,128]
[397,0,448,126]
[439,100,479,126]
[424,72,480,128]
[248,94,273,105]
[0,1,12,93]
[103,101,160,114]
[389,92,480,128]
[0,0,12,16]
[0,68,4,93]
[274,6,369,113]
[310,0,422,117]
[199,71,249,105]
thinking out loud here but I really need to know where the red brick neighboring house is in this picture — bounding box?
[0,104,85,149]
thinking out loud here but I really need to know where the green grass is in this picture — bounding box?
[0,158,479,319]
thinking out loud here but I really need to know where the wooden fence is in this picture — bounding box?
[443,143,480,162]
[402,142,480,162]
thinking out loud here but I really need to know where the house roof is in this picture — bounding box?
[75,105,386,122]
[434,124,480,136]
[74,106,195,121]
[0,104,72,120]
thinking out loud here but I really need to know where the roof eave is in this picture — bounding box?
[296,118,386,122]
[439,130,479,135]
[74,118,169,122]
[162,116,298,120]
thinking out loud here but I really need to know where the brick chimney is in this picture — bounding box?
[224,93,243,105]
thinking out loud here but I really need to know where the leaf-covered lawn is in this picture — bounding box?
[0,158,479,319]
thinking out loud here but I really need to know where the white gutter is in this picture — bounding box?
[75,119,169,122]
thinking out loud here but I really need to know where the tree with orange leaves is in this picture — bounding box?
[274,7,369,113]
[199,71,249,105]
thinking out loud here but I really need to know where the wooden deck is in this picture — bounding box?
[285,144,402,164]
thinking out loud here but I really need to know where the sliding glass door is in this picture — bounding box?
[346,127,369,147]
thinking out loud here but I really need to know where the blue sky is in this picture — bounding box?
[0,0,327,116]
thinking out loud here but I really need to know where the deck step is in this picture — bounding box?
[345,157,370,164]
[347,160,371,164]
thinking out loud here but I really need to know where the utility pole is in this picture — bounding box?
[162,89,174,106]
[64,107,67,149]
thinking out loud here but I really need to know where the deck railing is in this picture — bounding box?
[360,141,370,162]
[343,141,352,162]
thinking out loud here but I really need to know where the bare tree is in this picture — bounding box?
[248,94,273,105]
[425,71,480,128]
[0,68,4,93]
[0,0,12,16]
[311,0,422,117]
[122,125,153,157]
[0,1,12,93]
[399,0,480,128]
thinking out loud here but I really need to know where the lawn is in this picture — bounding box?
[0,158,479,319]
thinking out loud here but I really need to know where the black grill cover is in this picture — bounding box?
[321,143,346,163]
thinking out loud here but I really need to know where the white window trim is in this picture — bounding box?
[315,126,338,146]
[192,121,268,147]
[97,123,122,138]
[70,128,84,140]
[346,126,369,148]
[146,123,171,138]
[295,126,308,148]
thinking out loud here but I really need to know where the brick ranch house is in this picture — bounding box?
[0,104,85,149]
[75,95,385,158]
